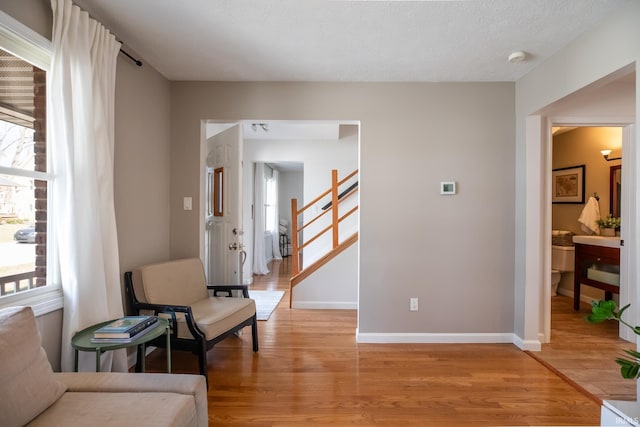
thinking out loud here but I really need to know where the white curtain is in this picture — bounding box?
[253,163,269,274]
[271,170,282,260]
[49,0,126,372]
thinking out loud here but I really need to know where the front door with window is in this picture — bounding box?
[205,124,243,285]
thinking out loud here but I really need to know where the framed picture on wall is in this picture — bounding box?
[552,164,585,204]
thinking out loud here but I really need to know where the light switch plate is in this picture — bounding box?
[183,197,192,210]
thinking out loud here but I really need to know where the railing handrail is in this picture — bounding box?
[290,169,358,277]
[0,270,37,296]
[295,169,359,216]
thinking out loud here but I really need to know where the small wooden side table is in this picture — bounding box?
[71,316,171,373]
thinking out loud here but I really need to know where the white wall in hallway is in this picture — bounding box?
[243,135,357,282]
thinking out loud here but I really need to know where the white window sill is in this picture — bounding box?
[0,288,63,316]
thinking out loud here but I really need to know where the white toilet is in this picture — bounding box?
[551,245,575,296]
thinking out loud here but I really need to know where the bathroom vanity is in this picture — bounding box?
[572,235,621,311]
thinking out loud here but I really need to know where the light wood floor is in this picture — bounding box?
[530,294,636,403]
[146,259,606,426]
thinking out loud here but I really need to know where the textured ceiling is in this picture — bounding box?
[74,0,631,82]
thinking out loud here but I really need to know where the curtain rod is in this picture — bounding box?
[70,2,142,67]
[119,48,142,67]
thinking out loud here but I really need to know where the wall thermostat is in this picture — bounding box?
[440,181,456,195]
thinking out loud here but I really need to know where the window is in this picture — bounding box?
[264,178,277,233]
[0,11,59,313]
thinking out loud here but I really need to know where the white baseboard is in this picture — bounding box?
[292,301,357,310]
[557,287,599,305]
[356,331,516,344]
[512,334,542,351]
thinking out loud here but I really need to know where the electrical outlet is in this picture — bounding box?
[410,298,419,311]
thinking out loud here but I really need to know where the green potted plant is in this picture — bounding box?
[587,300,640,378]
[597,214,621,237]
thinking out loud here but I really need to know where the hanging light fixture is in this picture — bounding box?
[600,149,621,161]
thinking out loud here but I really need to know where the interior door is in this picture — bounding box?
[205,124,244,285]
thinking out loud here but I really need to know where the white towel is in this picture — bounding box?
[578,196,601,235]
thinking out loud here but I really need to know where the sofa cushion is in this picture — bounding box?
[53,372,208,427]
[27,392,197,427]
[133,258,209,305]
[0,306,67,427]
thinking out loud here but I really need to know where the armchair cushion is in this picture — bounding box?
[0,307,66,427]
[184,297,256,340]
[133,258,209,306]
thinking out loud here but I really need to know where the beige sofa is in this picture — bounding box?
[0,306,207,427]
[124,258,258,386]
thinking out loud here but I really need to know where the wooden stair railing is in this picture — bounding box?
[289,169,359,307]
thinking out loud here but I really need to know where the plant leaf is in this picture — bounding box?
[616,357,640,379]
[618,303,631,320]
[623,348,640,359]
[586,300,618,323]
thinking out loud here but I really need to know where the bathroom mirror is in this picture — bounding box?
[610,165,621,218]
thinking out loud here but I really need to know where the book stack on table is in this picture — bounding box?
[91,316,159,343]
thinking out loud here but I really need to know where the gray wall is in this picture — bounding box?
[1,0,50,39]
[170,82,516,335]
[114,45,172,275]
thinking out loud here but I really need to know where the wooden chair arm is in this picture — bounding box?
[207,284,250,298]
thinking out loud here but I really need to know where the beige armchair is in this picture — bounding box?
[0,306,207,427]
[124,258,258,387]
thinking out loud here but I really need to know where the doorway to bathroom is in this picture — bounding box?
[550,126,623,311]
[543,125,633,400]
[547,123,633,345]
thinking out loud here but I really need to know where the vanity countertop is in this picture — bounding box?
[572,235,621,248]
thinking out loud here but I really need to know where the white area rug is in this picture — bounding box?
[249,290,285,321]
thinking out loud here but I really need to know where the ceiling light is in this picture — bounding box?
[508,51,527,63]
[251,123,268,132]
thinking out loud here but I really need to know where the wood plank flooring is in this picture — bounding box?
[530,294,636,403]
[145,259,604,426]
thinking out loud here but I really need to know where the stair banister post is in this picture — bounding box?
[332,169,339,249]
[291,198,299,276]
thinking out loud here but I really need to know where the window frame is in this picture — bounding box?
[0,10,62,316]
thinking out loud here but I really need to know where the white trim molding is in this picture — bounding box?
[512,334,542,351]
[0,9,51,69]
[356,331,517,345]
[0,289,64,317]
[293,301,357,310]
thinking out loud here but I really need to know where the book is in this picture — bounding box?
[90,321,161,344]
[93,315,158,339]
